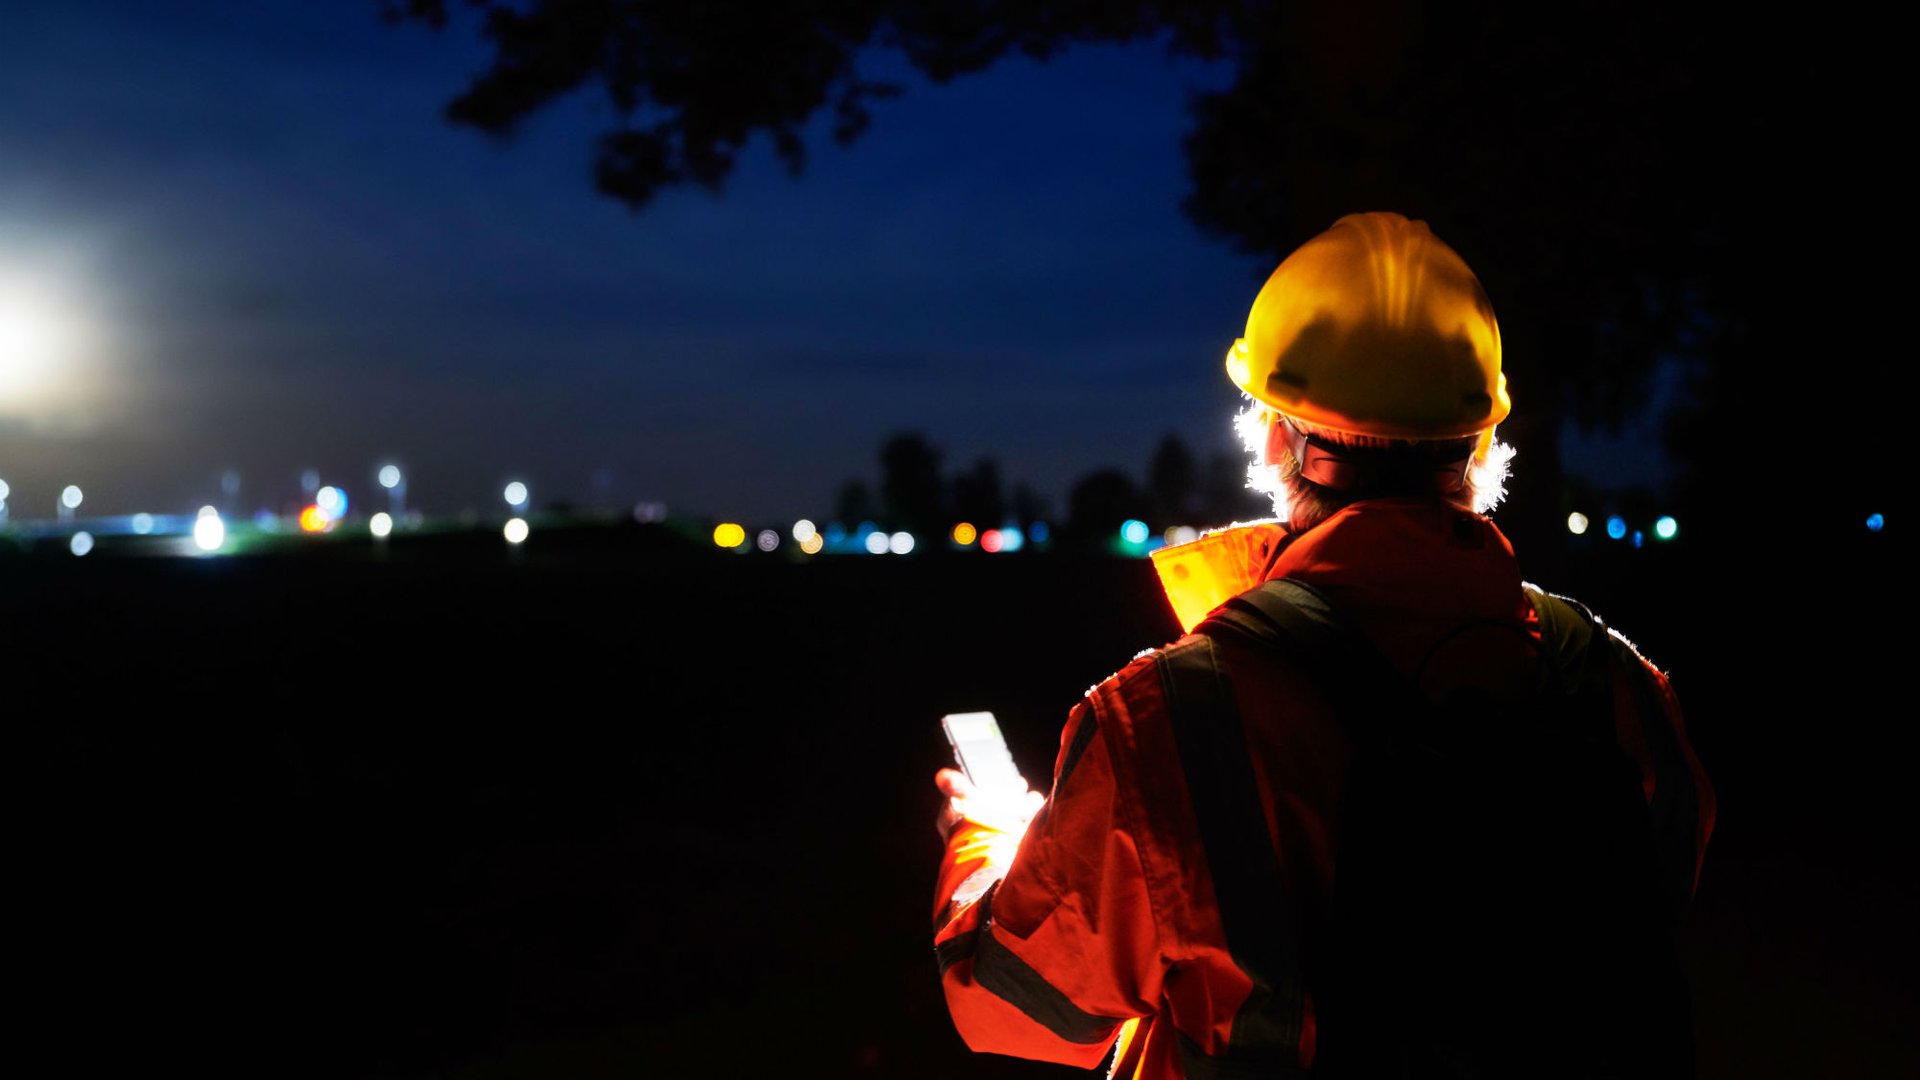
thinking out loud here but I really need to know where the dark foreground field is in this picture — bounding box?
[6,526,1912,1078]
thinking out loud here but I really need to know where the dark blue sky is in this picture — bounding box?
[0,1,1293,522]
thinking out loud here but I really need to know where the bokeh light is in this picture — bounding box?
[1867,513,1884,532]
[503,481,528,507]
[1567,512,1590,535]
[503,517,530,544]
[1000,526,1025,552]
[952,522,977,546]
[69,531,94,556]
[0,478,9,501]
[370,512,394,538]
[315,485,347,521]
[799,533,824,555]
[792,519,817,542]
[1653,515,1678,541]
[1605,515,1628,540]
[980,529,1004,554]
[756,529,780,552]
[1029,522,1050,544]
[712,522,746,548]
[60,484,83,510]
[298,505,329,533]
[193,507,225,552]
[378,465,402,489]
[888,531,915,555]
[131,512,155,535]
[864,531,890,555]
[1120,519,1149,545]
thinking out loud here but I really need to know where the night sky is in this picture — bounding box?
[0,2,1296,522]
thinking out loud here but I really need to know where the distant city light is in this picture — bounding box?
[825,522,847,544]
[193,507,225,552]
[864,531,890,555]
[792,519,817,543]
[1029,522,1050,544]
[504,517,530,544]
[1632,530,1644,549]
[252,509,279,531]
[1605,515,1628,540]
[503,481,528,507]
[1567,512,1590,536]
[300,468,320,495]
[378,465,402,489]
[131,512,155,535]
[799,533,824,555]
[1653,515,1678,541]
[315,485,347,521]
[712,522,746,549]
[1867,513,1885,532]
[889,531,915,555]
[1120,519,1149,545]
[756,529,780,552]
[369,512,394,538]
[69,531,94,556]
[60,484,83,510]
[1000,526,1025,553]
[952,522,978,546]
[220,470,241,497]
[980,529,1004,554]
[298,505,329,533]
[632,501,668,523]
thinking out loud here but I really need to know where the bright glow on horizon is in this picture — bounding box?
[193,507,225,552]
[504,517,529,544]
[0,280,84,407]
[370,512,394,538]
[1567,512,1590,535]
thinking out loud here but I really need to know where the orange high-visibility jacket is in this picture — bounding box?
[932,498,1715,1078]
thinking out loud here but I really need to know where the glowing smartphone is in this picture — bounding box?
[941,711,1030,799]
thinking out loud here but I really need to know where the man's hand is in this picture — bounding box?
[936,768,1046,842]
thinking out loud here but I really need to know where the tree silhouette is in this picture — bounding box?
[949,457,1005,528]
[1146,432,1198,525]
[878,432,944,533]
[1064,468,1150,548]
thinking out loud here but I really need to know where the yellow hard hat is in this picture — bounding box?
[1225,212,1510,440]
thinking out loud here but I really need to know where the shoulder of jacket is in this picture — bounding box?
[1080,634,1208,706]
[1525,581,1669,678]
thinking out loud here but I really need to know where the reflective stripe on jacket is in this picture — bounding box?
[932,498,1716,1078]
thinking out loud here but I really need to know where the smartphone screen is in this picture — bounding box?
[941,711,1029,798]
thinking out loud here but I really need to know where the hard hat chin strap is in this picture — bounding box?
[1270,416,1472,496]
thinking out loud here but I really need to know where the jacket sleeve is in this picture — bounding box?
[932,693,1163,1067]
[1609,634,1717,916]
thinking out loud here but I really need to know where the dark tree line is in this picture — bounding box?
[837,431,1266,547]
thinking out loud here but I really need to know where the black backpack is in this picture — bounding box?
[1163,577,1692,1079]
